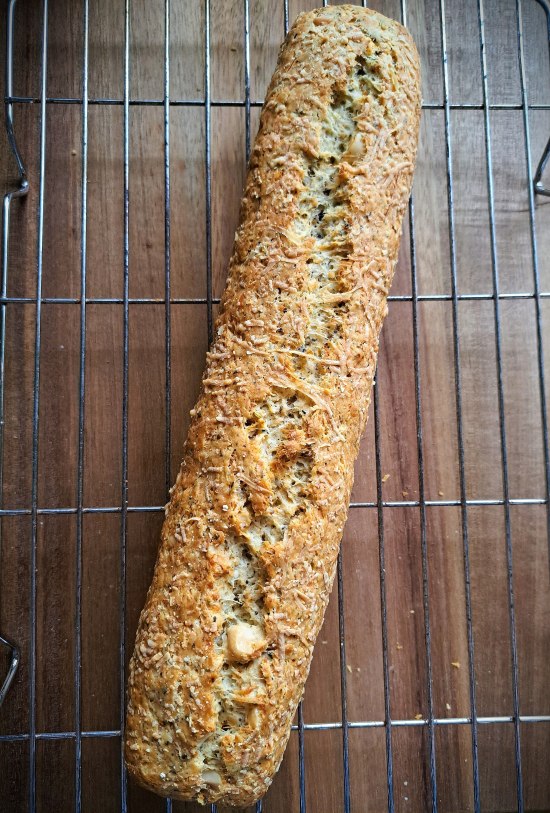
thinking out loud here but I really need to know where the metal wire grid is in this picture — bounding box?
[1,0,549,811]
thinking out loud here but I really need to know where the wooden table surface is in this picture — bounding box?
[1,0,549,811]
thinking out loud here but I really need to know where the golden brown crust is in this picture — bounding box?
[126,4,420,806]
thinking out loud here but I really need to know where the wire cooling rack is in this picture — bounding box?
[1,0,550,811]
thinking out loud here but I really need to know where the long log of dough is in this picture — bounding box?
[126,4,420,806]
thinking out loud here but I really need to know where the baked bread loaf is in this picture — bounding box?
[126,4,420,806]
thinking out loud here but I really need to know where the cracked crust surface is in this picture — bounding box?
[126,5,420,806]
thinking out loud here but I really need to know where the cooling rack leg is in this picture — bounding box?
[0,0,28,714]
[533,1,550,196]
[0,634,20,707]
[534,135,550,196]
[518,0,550,599]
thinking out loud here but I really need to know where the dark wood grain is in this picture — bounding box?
[0,740,28,813]
[1,0,549,810]
[81,513,121,732]
[36,739,74,813]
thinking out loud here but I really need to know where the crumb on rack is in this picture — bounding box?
[382,473,390,482]
[451,660,460,669]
